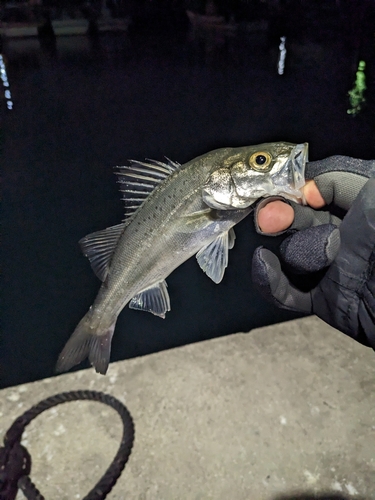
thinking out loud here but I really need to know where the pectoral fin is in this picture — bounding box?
[129,281,171,318]
[196,231,232,284]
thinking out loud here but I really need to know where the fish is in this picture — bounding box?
[56,141,308,375]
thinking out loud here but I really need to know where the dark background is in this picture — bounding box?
[2,0,375,388]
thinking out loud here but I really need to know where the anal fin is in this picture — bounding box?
[129,281,171,318]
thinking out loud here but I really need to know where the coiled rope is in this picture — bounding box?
[0,390,135,500]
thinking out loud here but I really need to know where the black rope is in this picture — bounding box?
[0,390,135,500]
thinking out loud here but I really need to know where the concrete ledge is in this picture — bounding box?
[1,316,374,499]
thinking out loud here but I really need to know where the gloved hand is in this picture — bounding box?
[251,156,375,349]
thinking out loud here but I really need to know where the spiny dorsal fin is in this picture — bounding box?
[115,157,181,219]
[79,223,125,281]
[129,280,171,318]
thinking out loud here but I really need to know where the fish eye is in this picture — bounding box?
[249,152,272,171]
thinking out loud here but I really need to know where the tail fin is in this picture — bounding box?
[56,315,116,375]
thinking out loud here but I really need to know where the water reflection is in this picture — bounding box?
[277,36,286,75]
[347,60,367,116]
[0,53,12,109]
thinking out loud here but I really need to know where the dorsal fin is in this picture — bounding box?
[79,223,125,281]
[115,157,181,219]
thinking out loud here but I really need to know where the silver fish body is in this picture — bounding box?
[56,142,308,374]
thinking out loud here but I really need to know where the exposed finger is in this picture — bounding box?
[302,180,325,208]
[257,200,294,234]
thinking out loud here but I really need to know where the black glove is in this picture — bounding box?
[252,156,375,349]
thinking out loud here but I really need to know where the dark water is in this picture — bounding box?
[2,9,375,388]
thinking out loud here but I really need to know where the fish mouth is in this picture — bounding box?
[269,142,308,203]
[289,142,308,191]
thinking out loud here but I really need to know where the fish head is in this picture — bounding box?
[202,142,308,209]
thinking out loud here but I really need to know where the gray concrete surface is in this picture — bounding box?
[1,316,374,500]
